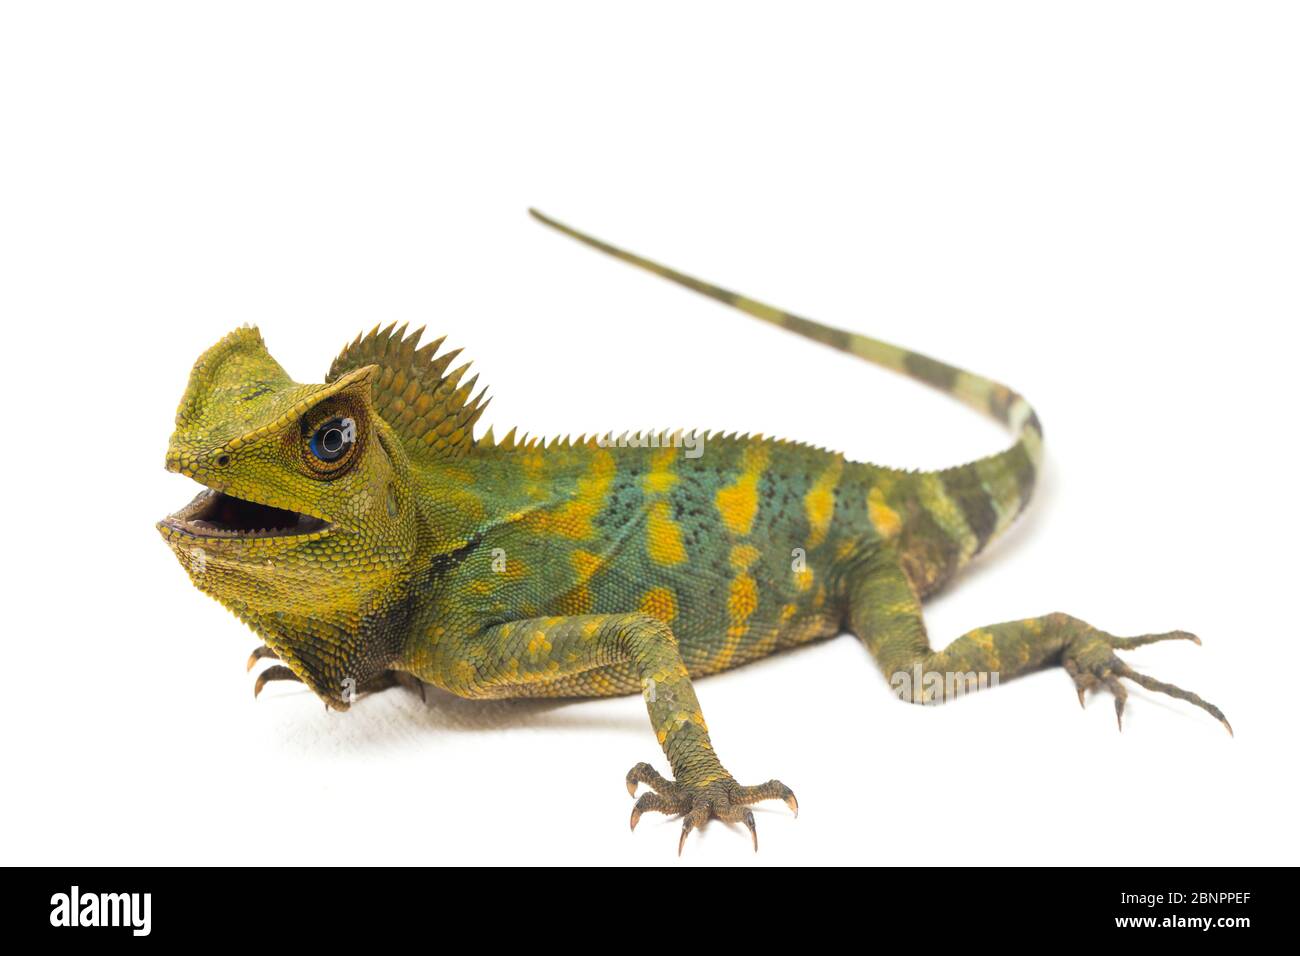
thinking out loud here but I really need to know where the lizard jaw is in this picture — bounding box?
[159,487,331,542]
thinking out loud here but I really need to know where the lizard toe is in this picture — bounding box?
[1062,626,1230,735]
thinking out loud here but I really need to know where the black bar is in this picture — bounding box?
[6,866,1287,942]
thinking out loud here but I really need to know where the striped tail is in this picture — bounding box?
[529,208,1044,554]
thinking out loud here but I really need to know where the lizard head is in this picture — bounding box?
[158,327,420,707]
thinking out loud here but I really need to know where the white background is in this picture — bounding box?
[2,2,1296,866]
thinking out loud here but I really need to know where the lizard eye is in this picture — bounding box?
[309,416,356,462]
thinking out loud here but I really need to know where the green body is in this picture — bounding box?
[402,428,1033,693]
[158,210,1228,852]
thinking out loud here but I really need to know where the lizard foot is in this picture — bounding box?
[625,762,797,854]
[1061,623,1231,735]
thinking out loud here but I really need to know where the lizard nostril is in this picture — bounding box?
[216,454,231,467]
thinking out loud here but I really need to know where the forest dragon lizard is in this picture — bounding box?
[158,210,1230,853]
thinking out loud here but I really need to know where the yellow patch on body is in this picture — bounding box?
[793,565,814,592]
[643,446,679,495]
[804,457,844,548]
[712,573,759,670]
[729,543,761,571]
[716,444,770,536]
[571,549,602,582]
[867,486,903,539]
[524,449,616,540]
[554,587,593,615]
[499,556,531,581]
[639,586,678,623]
[727,574,759,630]
[646,500,688,566]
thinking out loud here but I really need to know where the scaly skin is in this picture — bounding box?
[158,210,1230,855]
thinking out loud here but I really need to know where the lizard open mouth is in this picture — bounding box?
[161,488,330,540]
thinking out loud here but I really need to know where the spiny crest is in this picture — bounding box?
[476,426,559,452]
[328,323,491,460]
[474,426,836,461]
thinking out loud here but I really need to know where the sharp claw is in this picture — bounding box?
[625,763,649,797]
[246,645,277,672]
[253,664,300,698]
[785,792,799,818]
[678,820,693,856]
[1076,687,1087,708]
[1112,660,1227,733]
[743,809,757,852]
[1102,675,1127,732]
[1222,718,1234,738]
[630,805,642,831]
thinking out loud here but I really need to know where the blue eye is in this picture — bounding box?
[309,417,356,462]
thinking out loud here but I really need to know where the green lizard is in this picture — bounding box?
[158,209,1230,854]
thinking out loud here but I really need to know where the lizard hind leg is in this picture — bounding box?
[848,549,1231,734]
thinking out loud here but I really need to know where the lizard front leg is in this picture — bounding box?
[436,612,797,853]
[849,547,1230,732]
